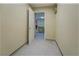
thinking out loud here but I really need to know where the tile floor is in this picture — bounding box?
[12,33,61,56]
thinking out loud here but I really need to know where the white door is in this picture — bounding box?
[28,8,35,44]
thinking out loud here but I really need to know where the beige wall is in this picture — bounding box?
[78,5,79,55]
[0,4,28,56]
[0,9,2,55]
[34,7,56,40]
[56,4,78,56]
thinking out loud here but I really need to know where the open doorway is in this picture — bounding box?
[35,12,44,40]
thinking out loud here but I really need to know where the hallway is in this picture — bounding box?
[0,4,79,56]
[12,39,61,56]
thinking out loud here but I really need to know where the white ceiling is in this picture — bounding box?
[30,3,55,8]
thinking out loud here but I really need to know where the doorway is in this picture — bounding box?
[35,12,45,40]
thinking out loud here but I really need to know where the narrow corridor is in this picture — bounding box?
[12,38,61,56]
[0,4,78,56]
